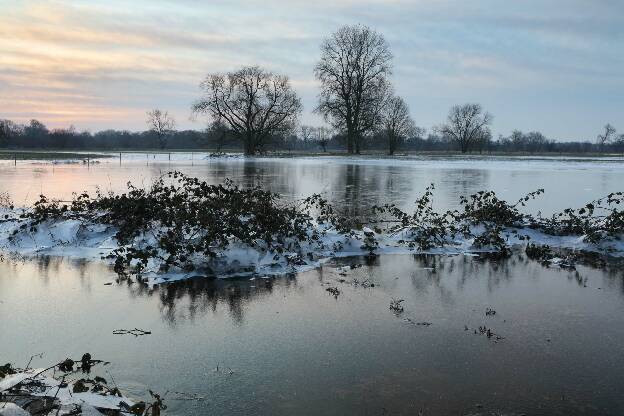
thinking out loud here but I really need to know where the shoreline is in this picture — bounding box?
[1,149,624,160]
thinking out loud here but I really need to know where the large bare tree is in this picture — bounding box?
[597,123,616,148]
[146,109,176,149]
[381,95,416,155]
[193,66,302,155]
[314,25,393,154]
[437,103,493,153]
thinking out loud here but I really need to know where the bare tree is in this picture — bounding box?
[509,130,524,149]
[300,125,315,143]
[317,126,331,152]
[0,119,14,147]
[314,24,393,154]
[475,129,493,154]
[300,125,333,152]
[193,66,302,155]
[437,104,493,153]
[206,120,231,152]
[24,119,48,142]
[146,109,176,149]
[615,134,624,154]
[381,95,416,155]
[597,123,616,148]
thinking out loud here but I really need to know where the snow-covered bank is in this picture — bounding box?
[0,369,136,415]
[0,357,159,416]
[1,173,621,285]
[1,208,622,286]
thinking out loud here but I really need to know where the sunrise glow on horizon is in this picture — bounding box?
[1,0,622,139]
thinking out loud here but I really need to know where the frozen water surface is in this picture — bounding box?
[1,154,624,415]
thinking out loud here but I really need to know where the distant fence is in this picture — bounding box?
[2,151,201,167]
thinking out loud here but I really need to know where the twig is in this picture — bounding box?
[112,328,152,337]
[25,353,44,370]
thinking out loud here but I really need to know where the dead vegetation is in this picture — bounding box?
[112,328,152,337]
[374,185,624,256]
[464,325,505,342]
[389,298,404,314]
[4,174,622,285]
[325,286,341,298]
[0,354,165,415]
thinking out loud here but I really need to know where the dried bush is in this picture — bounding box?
[22,172,342,277]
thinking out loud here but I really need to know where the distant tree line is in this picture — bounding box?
[0,118,203,150]
[1,116,623,154]
[2,24,623,155]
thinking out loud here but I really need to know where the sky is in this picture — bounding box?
[0,0,622,140]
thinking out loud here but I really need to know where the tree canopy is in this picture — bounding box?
[315,24,393,154]
[437,103,493,153]
[193,66,302,155]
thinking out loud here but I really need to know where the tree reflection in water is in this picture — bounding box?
[118,273,300,326]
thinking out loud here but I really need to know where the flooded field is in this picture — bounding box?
[1,153,624,215]
[2,154,624,415]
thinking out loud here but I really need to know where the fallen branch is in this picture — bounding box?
[112,328,152,337]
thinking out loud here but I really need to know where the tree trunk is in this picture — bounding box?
[460,139,468,153]
[346,126,355,154]
[388,134,395,155]
[244,133,255,155]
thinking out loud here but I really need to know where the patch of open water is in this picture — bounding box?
[1,155,624,415]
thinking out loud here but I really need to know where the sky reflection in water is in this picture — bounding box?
[1,252,624,415]
[1,155,624,415]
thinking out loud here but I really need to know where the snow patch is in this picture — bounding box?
[0,368,136,415]
[0,208,622,286]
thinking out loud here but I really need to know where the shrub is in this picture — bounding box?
[23,172,342,277]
